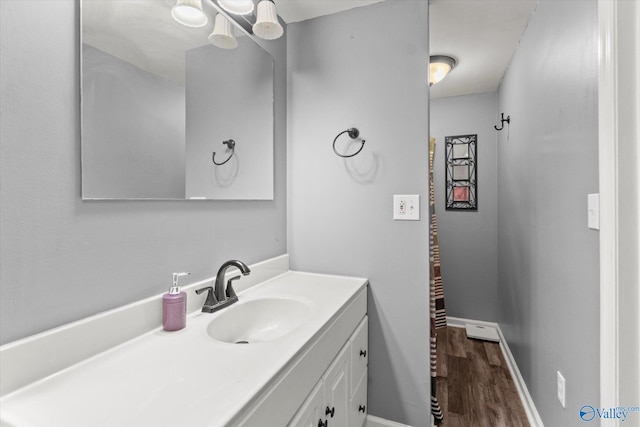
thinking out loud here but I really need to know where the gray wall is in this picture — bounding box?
[430,92,498,322]
[0,0,287,345]
[82,44,186,199]
[287,2,430,425]
[185,39,274,200]
[496,2,600,425]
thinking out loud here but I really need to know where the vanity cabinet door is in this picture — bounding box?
[287,315,368,427]
[323,345,350,427]
[288,381,324,427]
[349,372,368,427]
[348,316,368,427]
[350,316,368,396]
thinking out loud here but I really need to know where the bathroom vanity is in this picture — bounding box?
[0,256,368,427]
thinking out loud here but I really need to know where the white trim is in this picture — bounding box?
[598,1,620,424]
[446,317,544,427]
[366,414,413,427]
[447,316,498,330]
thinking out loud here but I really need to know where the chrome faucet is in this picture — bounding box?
[196,260,251,313]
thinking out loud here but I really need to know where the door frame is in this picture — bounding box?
[598,0,640,423]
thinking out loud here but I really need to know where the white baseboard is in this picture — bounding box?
[366,414,413,427]
[447,316,499,330]
[446,316,545,427]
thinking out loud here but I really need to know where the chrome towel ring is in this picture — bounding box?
[212,139,235,165]
[333,128,365,158]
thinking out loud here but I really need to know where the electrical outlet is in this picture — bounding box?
[393,195,420,221]
[557,371,566,408]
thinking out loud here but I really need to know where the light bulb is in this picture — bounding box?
[171,0,208,28]
[209,14,238,49]
[253,0,283,40]
[429,56,457,86]
[218,0,255,15]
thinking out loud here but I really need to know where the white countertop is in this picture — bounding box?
[0,271,367,427]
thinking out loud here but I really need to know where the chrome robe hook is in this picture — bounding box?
[494,113,510,131]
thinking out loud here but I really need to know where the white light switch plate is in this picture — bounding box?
[393,195,420,221]
[557,371,566,408]
[588,193,599,230]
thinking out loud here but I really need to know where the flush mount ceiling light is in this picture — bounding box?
[209,14,238,49]
[253,0,284,40]
[429,55,457,86]
[171,0,209,28]
[218,0,255,15]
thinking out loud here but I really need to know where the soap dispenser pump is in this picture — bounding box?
[163,272,189,331]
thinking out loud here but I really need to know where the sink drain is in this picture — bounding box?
[235,340,250,344]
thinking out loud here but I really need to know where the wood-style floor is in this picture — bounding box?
[435,326,530,427]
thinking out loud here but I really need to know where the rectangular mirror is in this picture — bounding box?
[81,0,274,200]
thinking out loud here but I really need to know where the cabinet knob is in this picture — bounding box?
[325,406,335,418]
[318,419,328,427]
[360,349,367,357]
[359,405,366,413]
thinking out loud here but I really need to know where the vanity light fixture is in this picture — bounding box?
[429,55,457,86]
[218,0,255,15]
[253,0,284,40]
[171,0,209,28]
[209,14,238,49]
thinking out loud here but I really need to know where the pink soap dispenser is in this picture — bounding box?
[163,272,189,331]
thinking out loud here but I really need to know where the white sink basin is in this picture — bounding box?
[206,297,313,344]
